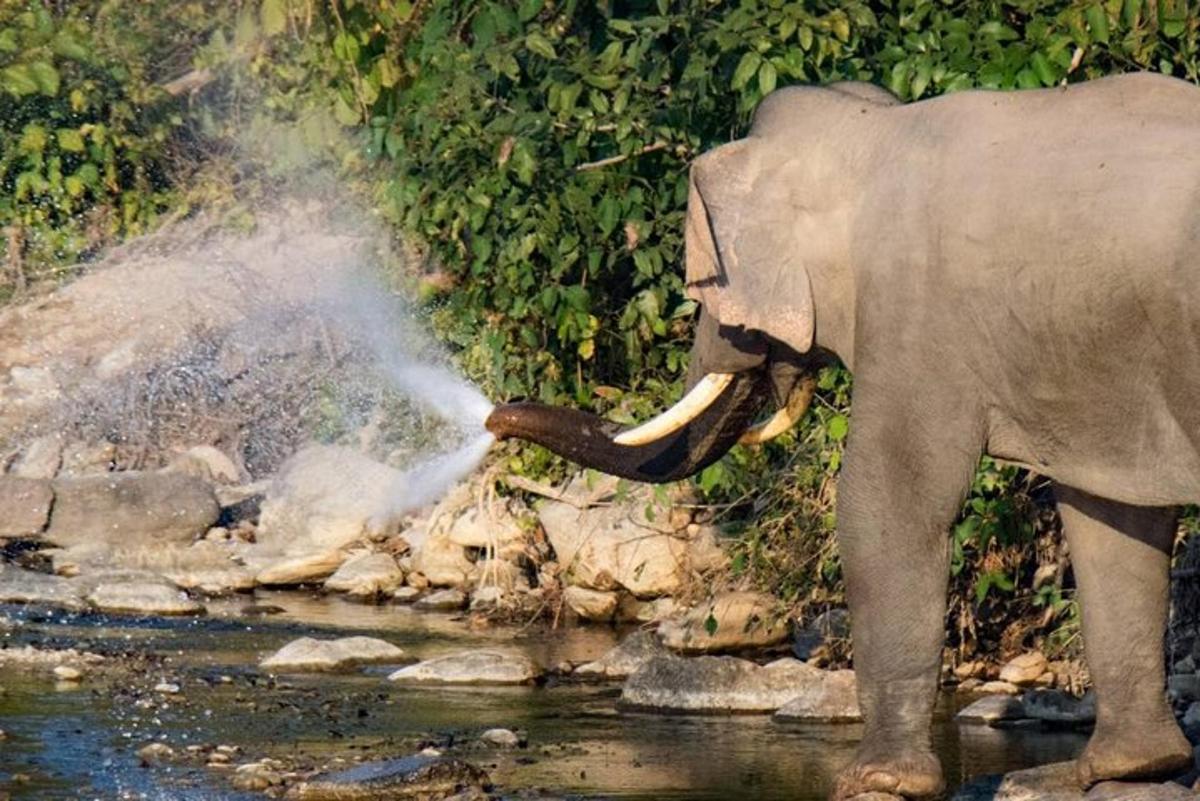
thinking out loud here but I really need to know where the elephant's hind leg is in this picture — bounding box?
[1055,485,1193,786]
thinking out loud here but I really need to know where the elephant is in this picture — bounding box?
[485,71,1199,797]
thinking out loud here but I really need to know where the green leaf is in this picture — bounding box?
[1085,5,1110,45]
[758,60,777,95]
[1,65,39,96]
[704,613,719,637]
[261,0,287,36]
[333,95,360,126]
[518,0,542,23]
[57,128,85,152]
[1030,52,1056,86]
[732,52,762,90]
[525,32,557,59]
[29,61,60,96]
[828,414,849,442]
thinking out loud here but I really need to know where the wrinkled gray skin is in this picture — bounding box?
[684,72,1198,798]
[485,71,1200,797]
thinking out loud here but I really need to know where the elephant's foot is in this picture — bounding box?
[831,745,945,800]
[1076,721,1193,786]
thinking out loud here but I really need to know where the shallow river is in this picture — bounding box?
[0,594,1085,800]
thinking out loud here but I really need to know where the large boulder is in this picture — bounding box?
[0,476,53,538]
[620,654,823,713]
[257,445,404,557]
[658,591,789,653]
[538,479,725,599]
[44,471,219,549]
[406,526,474,588]
[951,761,1194,801]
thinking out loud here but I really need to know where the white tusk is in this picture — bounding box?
[738,378,815,446]
[613,373,735,446]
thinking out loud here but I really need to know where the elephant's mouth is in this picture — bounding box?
[484,371,814,484]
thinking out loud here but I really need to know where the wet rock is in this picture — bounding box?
[414,588,467,612]
[261,636,405,673]
[949,762,1192,801]
[1021,689,1095,726]
[1086,783,1195,801]
[976,680,1021,696]
[154,682,181,694]
[564,586,619,622]
[772,669,861,722]
[253,549,348,587]
[621,654,823,713]
[232,761,284,791]
[998,652,1049,687]
[285,753,489,800]
[324,551,404,598]
[257,445,404,556]
[956,694,1027,725]
[389,649,541,685]
[167,445,243,484]
[0,646,102,672]
[447,502,528,560]
[45,471,220,549]
[0,477,52,537]
[9,435,63,479]
[479,728,521,748]
[1168,673,1200,703]
[84,573,205,616]
[658,591,788,653]
[137,743,175,764]
[52,665,82,682]
[0,564,86,610]
[392,586,421,604]
[575,630,668,680]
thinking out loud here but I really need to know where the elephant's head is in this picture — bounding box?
[486,90,859,482]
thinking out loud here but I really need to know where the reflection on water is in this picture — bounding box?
[0,596,1085,800]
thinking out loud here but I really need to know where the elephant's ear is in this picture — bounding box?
[683,139,815,354]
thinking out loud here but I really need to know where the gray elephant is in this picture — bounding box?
[486,71,1198,797]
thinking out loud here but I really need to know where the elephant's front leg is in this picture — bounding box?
[1055,485,1193,785]
[831,389,983,800]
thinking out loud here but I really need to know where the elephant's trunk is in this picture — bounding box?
[485,371,767,484]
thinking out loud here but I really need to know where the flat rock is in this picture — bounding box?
[253,548,348,586]
[85,575,204,616]
[10,435,63,479]
[1086,782,1195,801]
[388,649,541,685]
[976,680,1021,695]
[0,564,86,610]
[956,694,1027,725]
[575,630,668,680]
[1021,689,1095,726]
[285,753,489,800]
[44,470,219,549]
[392,586,421,604]
[621,654,823,713]
[413,588,466,612]
[772,669,861,722]
[658,591,788,653]
[324,551,404,597]
[0,477,53,537]
[261,636,405,672]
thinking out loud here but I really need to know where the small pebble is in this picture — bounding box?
[480,728,522,748]
[53,665,81,681]
[154,682,181,694]
[137,743,175,763]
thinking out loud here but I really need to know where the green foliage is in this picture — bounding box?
[0,2,223,295]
